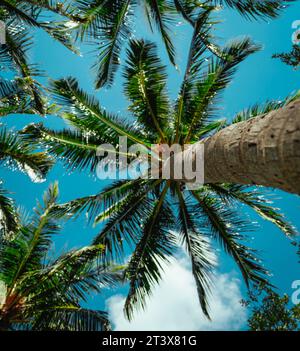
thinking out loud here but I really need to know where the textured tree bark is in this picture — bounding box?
[202,99,300,194]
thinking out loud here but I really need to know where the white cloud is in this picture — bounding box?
[107,255,248,331]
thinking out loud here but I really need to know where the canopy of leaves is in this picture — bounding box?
[37,0,294,88]
[244,286,300,331]
[22,27,297,322]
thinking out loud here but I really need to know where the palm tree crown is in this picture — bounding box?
[48,0,294,88]
[0,182,122,331]
[22,11,296,320]
[1,1,293,90]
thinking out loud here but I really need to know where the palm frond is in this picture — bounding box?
[209,184,296,237]
[1,20,35,74]
[192,190,270,287]
[174,9,212,142]
[0,186,19,239]
[39,21,79,54]
[53,179,145,221]
[0,225,30,286]
[92,0,132,88]
[195,119,226,138]
[0,127,54,183]
[144,0,176,66]
[0,183,60,289]
[33,307,110,331]
[175,184,215,318]
[124,182,176,320]
[0,0,43,27]
[184,37,261,142]
[230,91,300,124]
[18,244,118,307]
[14,77,47,116]
[70,0,134,88]
[19,0,74,14]
[0,181,121,330]
[124,39,169,141]
[212,0,294,20]
[93,180,161,264]
[50,77,150,148]
[23,182,61,269]
[0,22,48,115]
[0,79,39,116]
[0,1,77,51]
[21,123,112,173]
[173,0,197,25]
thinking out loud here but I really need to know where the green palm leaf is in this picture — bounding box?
[209,184,296,237]
[0,183,60,288]
[93,0,132,88]
[0,0,77,51]
[21,124,110,173]
[0,186,19,238]
[212,0,294,20]
[124,182,176,320]
[175,184,215,319]
[192,190,270,287]
[184,38,261,142]
[0,127,54,183]
[93,180,160,263]
[33,307,111,331]
[53,179,145,221]
[230,91,300,124]
[0,79,38,116]
[124,39,169,141]
[0,22,48,115]
[50,77,150,148]
[174,8,220,141]
[144,0,176,66]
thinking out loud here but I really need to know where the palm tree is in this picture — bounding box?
[0,182,122,331]
[22,17,297,320]
[57,0,294,88]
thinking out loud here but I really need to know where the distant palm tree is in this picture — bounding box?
[0,182,122,331]
[22,14,297,319]
[56,0,294,88]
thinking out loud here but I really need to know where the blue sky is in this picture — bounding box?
[1,2,300,330]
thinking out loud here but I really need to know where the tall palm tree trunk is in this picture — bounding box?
[182,100,300,194]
